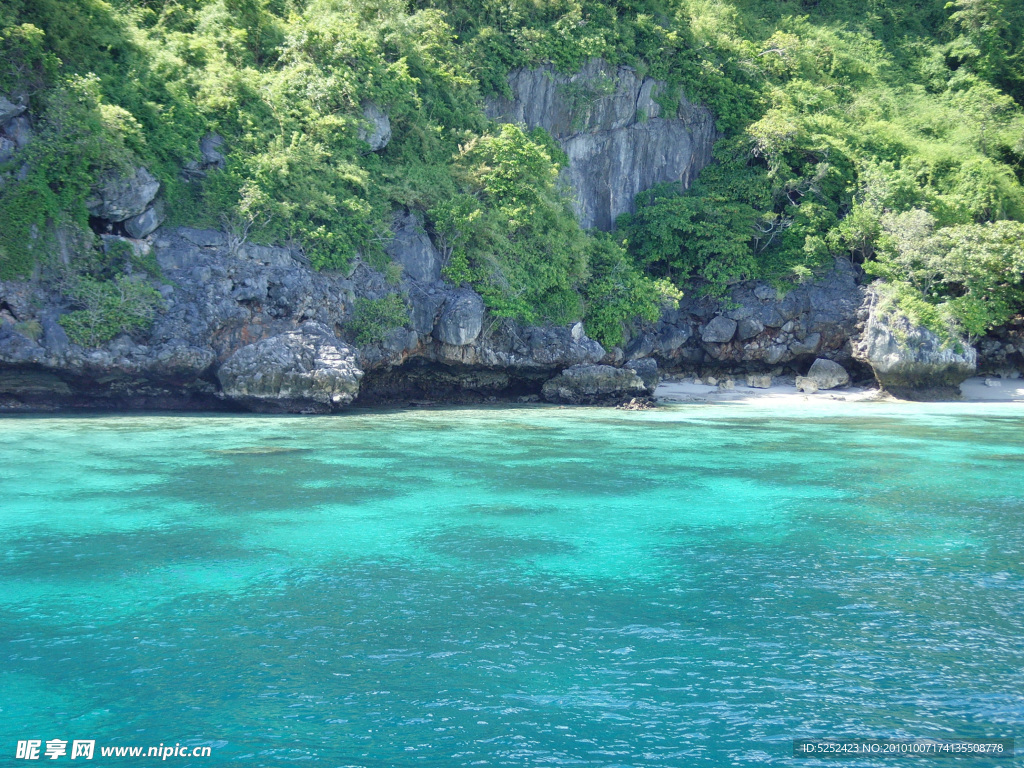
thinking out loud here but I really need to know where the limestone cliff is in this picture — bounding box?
[0,56,1007,410]
[485,58,716,230]
[0,223,606,411]
[0,223,877,411]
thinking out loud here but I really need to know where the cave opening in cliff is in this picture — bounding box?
[357,360,549,405]
[88,216,129,238]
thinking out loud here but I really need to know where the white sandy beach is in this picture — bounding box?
[654,376,1024,405]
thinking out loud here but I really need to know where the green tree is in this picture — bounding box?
[59,275,163,346]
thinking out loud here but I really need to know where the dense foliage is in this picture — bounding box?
[346,293,410,344]
[1,0,1022,346]
[59,274,163,346]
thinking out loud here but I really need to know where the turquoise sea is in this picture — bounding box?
[1,403,1022,766]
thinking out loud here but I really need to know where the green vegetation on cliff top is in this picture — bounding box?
[1,0,1023,345]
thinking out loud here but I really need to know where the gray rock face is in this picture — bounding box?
[486,58,716,230]
[200,133,226,169]
[3,114,32,149]
[178,227,228,248]
[387,212,441,283]
[629,259,866,372]
[182,134,227,180]
[854,301,976,395]
[624,357,659,390]
[737,317,764,341]
[805,358,850,390]
[0,212,608,411]
[789,333,821,356]
[0,95,26,125]
[217,321,363,412]
[6,227,885,409]
[434,290,484,346]
[975,317,1024,377]
[359,102,391,151]
[702,315,737,343]
[124,205,165,239]
[87,167,160,222]
[542,364,648,404]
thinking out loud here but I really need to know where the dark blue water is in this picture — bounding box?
[1,404,1022,766]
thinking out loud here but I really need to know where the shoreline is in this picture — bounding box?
[654,376,1024,406]
[3,376,1024,415]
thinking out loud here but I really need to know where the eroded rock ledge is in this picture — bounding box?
[2,220,1011,410]
[0,223,607,411]
[853,294,978,400]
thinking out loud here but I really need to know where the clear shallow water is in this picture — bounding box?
[1,403,1022,767]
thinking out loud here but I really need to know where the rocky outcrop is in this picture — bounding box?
[359,102,391,151]
[387,212,441,283]
[0,222,605,411]
[975,317,1024,378]
[542,364,650,404]
[434,290,484,346]
[217,321,362,412]
[625,259,866,372]
[124,203,165,239]
[183,133,227,180]
[0,95,25,124]
[86,167,160,223]
[854,299,977,398]
[0,95,30,165]
[200,133,226,169]
[624,357,659,390]
[485,58,716,230]
[0,237,880,411]
[2,214,991,409]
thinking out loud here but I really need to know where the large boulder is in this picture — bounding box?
[855,304,976,397]
[434,289,485,346]
[359,102,391,151]
[542,364,649,404]
[624,357,659,390]
[124,205,165,239]
[217,321,363,412]
[804,358,850,390]
[387,212,441,283]
[3,114,32,149]
[702,315,737,343]
[87,167,160,222]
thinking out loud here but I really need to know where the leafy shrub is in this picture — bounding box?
[346,294,409,346]
[582,234,681,349]
[59,275,163,347]
[432,124,588,325]
[866,212,1024,338]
